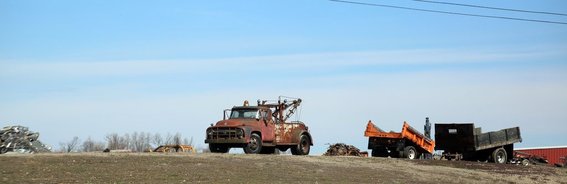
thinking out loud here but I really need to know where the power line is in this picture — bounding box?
[329,0,567,25]
[412,0,567,17]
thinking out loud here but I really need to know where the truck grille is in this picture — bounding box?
[207,127,243,140]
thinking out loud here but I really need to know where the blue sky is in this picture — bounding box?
[1,0,567,154]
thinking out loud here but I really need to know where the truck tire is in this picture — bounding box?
[244,133,262,154]
[492,148,507,164]
[291,135,310,155]
[209,144,230,153]
[403,146,418,159]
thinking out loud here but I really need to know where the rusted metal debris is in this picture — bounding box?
[323,143,366,157]
[511,151,548,166]
[0,125,51,154]
[153,144,195,153]
[555,156,566,167]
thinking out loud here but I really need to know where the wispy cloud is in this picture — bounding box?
[1,47,564,78]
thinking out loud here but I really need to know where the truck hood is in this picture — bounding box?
[214,119,255,127]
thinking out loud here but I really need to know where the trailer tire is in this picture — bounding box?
[492,148,507,164]
[403,146,418,159]
[521,159,530,166]
[244,133,262,154]
[291,135,310,155]
[209,144,230,153]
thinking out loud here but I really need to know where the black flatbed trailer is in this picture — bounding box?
[435,123,521,163]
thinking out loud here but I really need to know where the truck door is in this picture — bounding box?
[259,109,275,142]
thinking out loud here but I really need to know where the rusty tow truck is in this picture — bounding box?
[205,97,312,155]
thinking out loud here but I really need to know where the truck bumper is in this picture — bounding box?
[205,138,247,144]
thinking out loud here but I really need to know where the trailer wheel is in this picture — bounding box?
[209,144,230,153]
[291,135,310,155]
[521,159,530,166]
[403,146,418,159]
[492,148,507,164]
[244,133,262,154]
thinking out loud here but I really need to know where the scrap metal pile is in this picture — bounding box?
[323,143,364,156]
[0,125,51,154]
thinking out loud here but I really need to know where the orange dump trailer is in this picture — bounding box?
[365,120,435,159]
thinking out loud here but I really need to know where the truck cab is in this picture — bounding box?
[205,98,312,155]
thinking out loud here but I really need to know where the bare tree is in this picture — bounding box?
[82,137,106,152]
[164,132,173,145]
[104,132,194,152]
[144,132,151,150]
[182,137,193,146]
[128,132,154,152]
[130,132,139,151]
[105,133,120,150]
[173,133,182,145]
[105,133,129,150]
[152,133,163,147]
[82,137,95,152]
[122,133,130,150]
[60,136,80,153]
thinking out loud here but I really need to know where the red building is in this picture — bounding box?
[515,146,567,165]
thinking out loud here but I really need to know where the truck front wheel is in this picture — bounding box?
[291,135,311,155]
[492,148,507,164]
[244,133,262,154]
[209,144,230,153]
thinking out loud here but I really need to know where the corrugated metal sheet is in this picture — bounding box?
[515,146,567,165]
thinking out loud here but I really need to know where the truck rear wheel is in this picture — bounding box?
[403,146,418,159]
[492,148,507,164]
[209,144,230,153]
[244,133,262,154]
[291,135,310,155]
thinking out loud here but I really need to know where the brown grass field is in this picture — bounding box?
[1,153,566,183]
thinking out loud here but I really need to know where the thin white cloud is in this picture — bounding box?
[1,47,563,78]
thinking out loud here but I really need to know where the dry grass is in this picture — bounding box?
[1,153,566,183]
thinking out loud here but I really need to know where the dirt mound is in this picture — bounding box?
[323,143,363,156]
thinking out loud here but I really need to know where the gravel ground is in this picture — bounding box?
[1,153,566,183]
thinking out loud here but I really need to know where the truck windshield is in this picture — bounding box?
[230,109,258,119]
